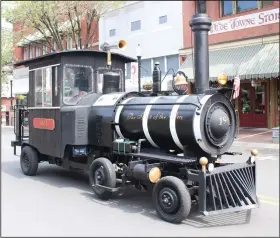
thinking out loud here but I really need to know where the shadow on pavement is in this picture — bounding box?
[2,160,252,227]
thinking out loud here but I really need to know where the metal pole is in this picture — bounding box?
[137,56,141,92]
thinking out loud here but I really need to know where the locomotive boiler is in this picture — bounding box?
[11,13,259,224]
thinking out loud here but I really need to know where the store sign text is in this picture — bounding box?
[209,8,279,35]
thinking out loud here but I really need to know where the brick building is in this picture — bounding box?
[13,19,100,63]
[179,0,279,129]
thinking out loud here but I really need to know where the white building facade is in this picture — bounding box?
[98,1,184,91]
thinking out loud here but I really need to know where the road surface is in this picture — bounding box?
[1,127,279,237]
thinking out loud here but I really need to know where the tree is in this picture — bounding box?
[4,1,125,52]
[1,28,13,93]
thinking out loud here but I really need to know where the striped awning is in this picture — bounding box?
[180,42,279,82]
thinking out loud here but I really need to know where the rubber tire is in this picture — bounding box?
[20,146,39,176]
[89,157,116,200]
[152,176,191,224]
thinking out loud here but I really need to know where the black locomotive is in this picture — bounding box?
[11,13,259,223]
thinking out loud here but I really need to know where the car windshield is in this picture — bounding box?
[63,64,93,105]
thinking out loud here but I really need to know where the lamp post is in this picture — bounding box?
[136,44,142,92]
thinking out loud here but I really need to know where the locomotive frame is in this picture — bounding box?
[11,13,259,223]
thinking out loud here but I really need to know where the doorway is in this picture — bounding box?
[238,82,268,128]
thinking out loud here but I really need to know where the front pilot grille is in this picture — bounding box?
[205,163,258,214]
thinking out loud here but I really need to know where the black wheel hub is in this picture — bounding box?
[158,187,179,214]
[94,166,105,185]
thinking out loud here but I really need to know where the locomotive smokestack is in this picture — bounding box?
[189,14,212,94]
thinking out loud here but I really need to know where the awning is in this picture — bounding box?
[180,42,279,82]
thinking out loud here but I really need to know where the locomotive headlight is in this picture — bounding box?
[148,167,161,183]
[208,163,214,172]
[217,73,228,86]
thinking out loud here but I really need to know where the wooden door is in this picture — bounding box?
[239,82,268,128]
[239,83,254,127]
[252,83,267,128]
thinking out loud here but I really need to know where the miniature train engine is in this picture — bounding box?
[11,13,259,224]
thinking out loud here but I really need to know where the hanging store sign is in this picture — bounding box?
[209,8,279,35]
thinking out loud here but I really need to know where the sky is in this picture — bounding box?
[1,1,13,30]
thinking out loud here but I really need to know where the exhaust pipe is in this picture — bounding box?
[189,14,212,94]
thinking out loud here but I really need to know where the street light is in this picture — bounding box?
[136,44,141,92]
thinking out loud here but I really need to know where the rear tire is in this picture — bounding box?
[20,146,39,176]
[89,157,116,200]
[152,176,191,223]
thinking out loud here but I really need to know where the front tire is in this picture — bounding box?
[89,157,116,200]
[152,176,191,223]
[20,146,39,176]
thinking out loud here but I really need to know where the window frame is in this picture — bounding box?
[62,64,94,105]
[34,66,53,107]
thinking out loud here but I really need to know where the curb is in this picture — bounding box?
[231,141,279,150]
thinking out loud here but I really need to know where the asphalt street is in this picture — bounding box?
[1,127,279,237]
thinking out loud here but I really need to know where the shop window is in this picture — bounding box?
[34,67,52,107]
[222,1,234,16]
[131,20,141,31]
[197,0,207,14]
[237,1,258,13]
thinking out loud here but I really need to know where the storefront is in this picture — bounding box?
[179,36,279,129]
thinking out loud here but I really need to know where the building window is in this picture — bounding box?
[109,29,116,37]
[197,0,207,13]
[34,67,52,107]
[222,0,234,16]
[221,1,270,17]
[30,46,34,58]
[237,0,258,13]
[35,46,41,57]
[126,63,131,79]
[43,44,48,55]
[131,20,141,31]
[159,15,167,24]
[23,47,28,60]
[262,0,274,8]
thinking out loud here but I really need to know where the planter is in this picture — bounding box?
[272,127,279,143]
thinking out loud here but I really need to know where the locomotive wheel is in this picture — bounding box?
[20,146,39,176]
[152,176,191,223]
[89,157,116,200]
